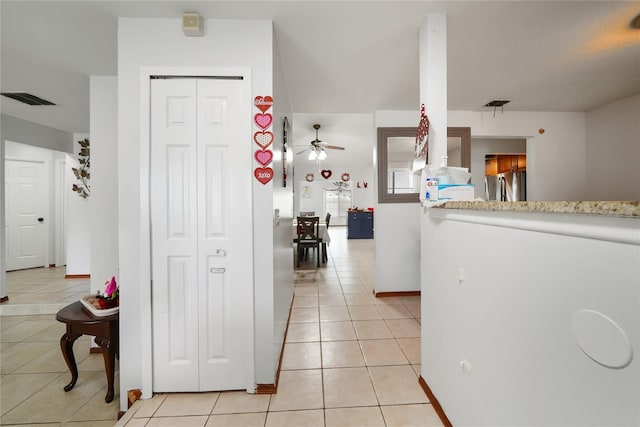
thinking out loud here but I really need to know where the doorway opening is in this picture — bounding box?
[2,141,77,315]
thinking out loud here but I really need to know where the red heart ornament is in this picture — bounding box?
[321,169,332,179]
[254,113,273,130]
[254,96,274,113]
[254,167,274,185]
[253,131,274,149]
[254,149,273,166]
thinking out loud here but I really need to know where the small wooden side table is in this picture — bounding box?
[56,301,119,403]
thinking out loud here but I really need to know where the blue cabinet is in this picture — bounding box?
[347,211,374,239]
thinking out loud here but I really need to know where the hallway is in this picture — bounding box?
[1,226,443,426]
[1,267,89,316]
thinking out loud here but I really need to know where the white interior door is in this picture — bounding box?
[150,77,253,392]
[4,159,47,270]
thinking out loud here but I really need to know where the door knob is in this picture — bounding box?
[37,217,44,223]
[210,268,225,274]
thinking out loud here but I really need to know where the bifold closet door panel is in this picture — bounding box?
[150,78,200,392]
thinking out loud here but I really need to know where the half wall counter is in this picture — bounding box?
[420,200,639,426]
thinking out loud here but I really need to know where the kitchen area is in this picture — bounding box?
[484,153,526,201]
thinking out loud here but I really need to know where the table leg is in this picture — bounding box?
[60,332,80,392]
[96,336,116,403]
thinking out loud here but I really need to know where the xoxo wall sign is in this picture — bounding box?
[253,95,274,185]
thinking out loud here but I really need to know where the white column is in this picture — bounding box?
[0,133,6,301]
[420,14,447,168]
[89,76,119,294]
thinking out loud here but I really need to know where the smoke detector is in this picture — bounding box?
[182,12,204,36]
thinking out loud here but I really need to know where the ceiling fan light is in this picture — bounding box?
[308,150,317,160]
[318,150,327,160]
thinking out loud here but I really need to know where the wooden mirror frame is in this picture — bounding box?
[377,126,471,203]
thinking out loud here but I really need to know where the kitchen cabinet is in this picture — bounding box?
[485,154,526,176]
[485,157,498,176]
[347,211,374,239]
[497,156,514,174]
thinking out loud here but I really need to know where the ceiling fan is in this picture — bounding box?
[323,180,351,194]
[296,124,345,160]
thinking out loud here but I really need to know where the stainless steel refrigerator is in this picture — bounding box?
[485,171,526,201]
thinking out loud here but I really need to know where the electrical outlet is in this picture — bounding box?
[456,268,465,284]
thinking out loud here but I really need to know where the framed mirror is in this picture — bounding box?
[377,126,471,203]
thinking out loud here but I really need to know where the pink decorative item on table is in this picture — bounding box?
[80,276,119,317]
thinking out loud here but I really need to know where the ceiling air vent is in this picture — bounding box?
[1,92,56,106]
[484,100,510,108]
[484,99,510,117]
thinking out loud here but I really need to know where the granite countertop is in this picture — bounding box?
[431,200,640,218]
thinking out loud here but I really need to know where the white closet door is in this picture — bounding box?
[151,79,200,391]
[195,79,253,391]
[150,77,253,392]
[5,160,47,271]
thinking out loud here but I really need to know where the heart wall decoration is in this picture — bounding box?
[254,167,274,185]
[253,96,274,186]
[254,96,274,113]
[321,170,332,180]
[253,131,274,149]
[254,149,273,166]
[254,113,273,130]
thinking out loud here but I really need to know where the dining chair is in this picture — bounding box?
[296,216,321,268]
[322,212,331,263]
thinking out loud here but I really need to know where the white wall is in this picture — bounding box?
[350,166,375,211]
[421,14,448,180]
[89,76,118,292]
[421,209,639,425]
[1,114,74,154]
[65,132,91,276]
[0,139,5,298]
[296,180,325,217]
[270,36,295,383]
[118,18,275,408]
[586,94,640,200]
[374,110,423,293]
[449,110,587,201]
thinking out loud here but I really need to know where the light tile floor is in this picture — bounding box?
[1,267,90,316]
[0,314,121,426]
[1,269,119,425]
[1,226,443,426]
